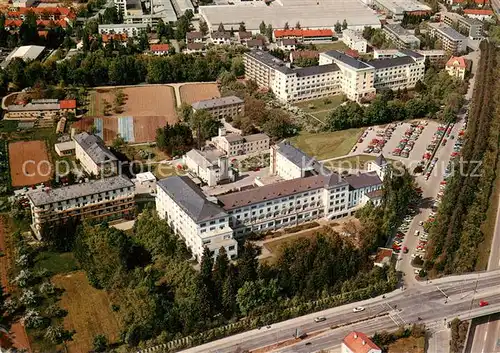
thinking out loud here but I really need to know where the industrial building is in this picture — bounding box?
[382,24,421,49]
[372,0,431,20]
[28,175,135,239]
[1,45,45,69]
[427,23,467,54]
[114,0,194,25]
[199,0,381,34]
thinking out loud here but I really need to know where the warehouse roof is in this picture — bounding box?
[27,175,133,206]
[157,176,228,222]
[199,0,381,32]
[1,45,45,68]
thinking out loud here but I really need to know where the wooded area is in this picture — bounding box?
[425,42,500,275]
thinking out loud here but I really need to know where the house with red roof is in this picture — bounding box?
[150,43,170,55]
[274,28,334,42]
[5,7,76,22]
[463,8,495,21]
[448,0,489,6]
[446,56,467,80]
[342,332,382,353]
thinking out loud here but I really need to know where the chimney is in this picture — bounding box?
[362,340,366,345]
[354,333,358,339]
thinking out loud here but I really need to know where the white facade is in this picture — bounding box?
[73,133,118,176]
[211,128,270,156]
[98,23,148,37]
[184,149,233,187]
[428,23,467,54]
[12,0,35,7]
[342,29,368,54]
[156,177,237,260]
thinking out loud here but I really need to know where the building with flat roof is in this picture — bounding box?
[28,175,135,238]
[369,50,425,90]
[156,176,237,261]
[74,132,118,176]
[115,0,190,25]
[342,29,368,54]
[373,0,431,20]
[192,96,244,120]
[1,45,45,69]
[374,48,447,66]
[211,128,270,157]
[5,99,76,123]
[199,0,381,34]
[382,24,421,49]
[183,148,234,187]
[428,22,467,54]
[98,23,148,37]
[443,12,483,40]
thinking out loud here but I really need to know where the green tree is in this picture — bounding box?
[199,20,209,36]
[236,279,280,316]
[266,24,273,41]
[93,334,108,352]
[239,22,246,32]
[342,19,348,30]
[218,22,225,32]
[237,242,259,284]
[334,21,342,33]
[259,21,266,34]
[295,21,301,29]
[284,22,290,30]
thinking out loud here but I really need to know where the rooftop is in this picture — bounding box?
[274,28,334,38]
[344,171,382,189]
[464,8,493,15]
[322,50,371,70]
[27,175,133,207]
[186,31,203,39]
[150,44,170,51]
[343,331,381,353]
[1,45,45,68]
[73,132,118,165]
[373,247,393,264]
[199,0,381,32]
[187,42,205,50]
[247,39,265,47]
[218,172,347,210]
[98,23,148,29]
[368,55,415,69]
[295,63,340,76]
[157,176,228,222]
[383,23,420,44]
[192,96,244,110]
[428,23,467,41]
[374,154,388,167]
[342,29,366,41]
[186,148,223,169]
[277,141,316,168]
[374,0,431,14]
[446,55,467,68]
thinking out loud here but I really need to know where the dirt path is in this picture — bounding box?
[0,217,32,352]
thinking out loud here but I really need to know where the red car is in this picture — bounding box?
[403,246,409,254]
[479,300,489,307]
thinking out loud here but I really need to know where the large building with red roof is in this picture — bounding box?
[463,8,495,20]
[342,332,382,353]
[4,7,75,23]
[274,29,334,41]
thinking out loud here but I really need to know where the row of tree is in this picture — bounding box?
[425,41,498,275]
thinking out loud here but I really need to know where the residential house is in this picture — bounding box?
[150,43,170,55]
[445,56,467,80]
[342,332,382,353]
[277,38,297,51]
[210,31,231,45]
[186,31,204,43]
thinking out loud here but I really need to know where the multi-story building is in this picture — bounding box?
[156,176,238,260]
[342,29,368,54]
[98,23,148,37]
[74,132,118,176]
[183,148,234,187]
[244,50,341,103]
[5,98,76,122]
[274,29,334,42]
[27,175,135,238]
[191,96,244,120]
[372,0,431,20]
[370,50,425,90]
[443,12,483,40]
[374,49,447,66]
[463,8,494,21]
[319,50,376,101]
[382,24,421,49]
[211,128,270,156]
[277,39,297,51]
[342,332,382,353]
[446,56,467,80]
[428,23,467,54]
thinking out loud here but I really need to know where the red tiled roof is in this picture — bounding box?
[446,56,466,68]
[5,7,76,20]
[463,8,493,15]
[374,247,393,263]
[102,33,128,42]
[59,100,76,109]
[452,0,489,4]
[150,44,170,52]
[37,19,68,27]
[345,49,360,58]
[5,19,22,27]
[274,28,334,38]
[343,332,381,353]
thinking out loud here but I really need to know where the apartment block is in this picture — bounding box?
[28,175,135,238]
[370,50,426,90]
[342,29,368,54]
[382,24,421,49]
[211,128,270,156]
[428,23,467,54]
[244,50,341,103]
[183,148,234,187]
[443,12,483,40]
[98,23,148,37]
[191,96,244,120]
[156,176,237,260]
[74,132,118,176]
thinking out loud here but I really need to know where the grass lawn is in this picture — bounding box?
[388,336,425,353]
[34,252,79,275]
[52,271,122,353]
[315,41,349,52]
[294,95,344,114]
[0,120,18,133]
[311,110,331,122]
[290,129,364,160]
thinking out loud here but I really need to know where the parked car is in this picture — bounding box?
[353,307,365,313]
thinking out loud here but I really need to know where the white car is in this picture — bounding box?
[314,317,326,323]
[353,307,365,313]
[415,230,420,236]
[414,269,421,275]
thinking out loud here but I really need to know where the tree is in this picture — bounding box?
[414,24,420,36]
[284,22,290,30]
[199,20,209,36]
[266,24,273,41]
[221,267,237,317]
[236,279,280,316]
[334,21,342,33]
[93,334,108,352]
[178,102,193,122]
[342,19,348,30]
[295,21,301,29]
[262,109,297,139]
[218,22,225,32]
[237,242,259,284]
[259,21,266,34]
[239,22,246,32]
[156,122,195,156]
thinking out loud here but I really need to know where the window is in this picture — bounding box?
[228,245,235,251]
[210,221,215,225]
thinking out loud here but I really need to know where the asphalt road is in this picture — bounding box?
[181,270,500,353]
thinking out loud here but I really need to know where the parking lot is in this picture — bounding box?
[350,120,444,168]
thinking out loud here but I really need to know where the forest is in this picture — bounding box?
[425,41,500,275]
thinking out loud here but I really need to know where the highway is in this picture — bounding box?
[181,271,500,353]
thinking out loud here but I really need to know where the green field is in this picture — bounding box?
[314,41,349,52]
[34,251,79,275]
[290,129,363,160]
[294,95,344,122]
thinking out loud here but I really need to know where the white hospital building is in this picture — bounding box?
[156,142,388,260]
[245,49,425,103]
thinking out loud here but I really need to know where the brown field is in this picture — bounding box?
[52,271,122,353]
[92,86,177,120]
[179,83,220,104]
[8,141,51,187]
